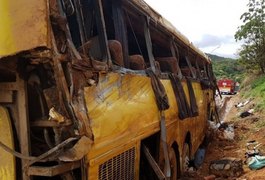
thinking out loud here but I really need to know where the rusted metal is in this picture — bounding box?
[170,41,183,79]
[71,70,94,139]
[43,87,68,117]
[27,137,79,167]
[0,1,218,179]
[27,161,81,177]
[93,0,111,63]
[16,74,31,180]
[144,16,156,72]
[30,119,72,127]
[58,136,92,162]
[0,82,18,91]
[51,16,95,140]
[0,140,35,161]
[185,56,197,79]
[0,90,13,103]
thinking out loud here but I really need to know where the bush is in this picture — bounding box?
[240,75,265,112]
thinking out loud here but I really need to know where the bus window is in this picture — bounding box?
[149,25,180,74]
[179,53,197,79]
[156,57,179,74]
[64,0,110,62]
[125,10,149,70]
[195,57,202,79]
[149,25,171,58]
[99,0,148,70]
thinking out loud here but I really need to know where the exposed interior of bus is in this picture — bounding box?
[0,0,218,179]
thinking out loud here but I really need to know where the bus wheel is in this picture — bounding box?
[169,147,177,180]
[182,143,190,173]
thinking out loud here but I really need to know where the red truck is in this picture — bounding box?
[218,79,237,95]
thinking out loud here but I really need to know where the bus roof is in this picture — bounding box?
[0,0,211,63]
[131,0,211,63]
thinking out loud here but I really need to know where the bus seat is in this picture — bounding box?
[180,67,191,77]
[108,40,124,67]
[201,70,208,78]
[156,57,179,74]
[181,67,197,77]
[129,55,145,70]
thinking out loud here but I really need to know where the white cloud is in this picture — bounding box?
[195,34,234,48]
[144,0,249,58]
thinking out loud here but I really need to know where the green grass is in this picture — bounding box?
[241,75,265,112]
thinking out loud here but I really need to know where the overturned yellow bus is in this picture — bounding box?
[0,0,217,179]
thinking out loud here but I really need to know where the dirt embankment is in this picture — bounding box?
[188,94,265,179]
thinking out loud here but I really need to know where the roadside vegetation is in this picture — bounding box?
[240,75,265,112]
[233,0,265,113]
[196,1,265,178]
[208,54,244,82]
[211,0,265,113]
[235,0,265,74]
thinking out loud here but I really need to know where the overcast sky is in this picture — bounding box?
[144,0,249,58]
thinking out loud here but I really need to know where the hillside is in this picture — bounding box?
[206,53,234,61]
[207,53,244,82]
[208,52,265,112]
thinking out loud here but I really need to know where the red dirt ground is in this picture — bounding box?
[185,94,265,179]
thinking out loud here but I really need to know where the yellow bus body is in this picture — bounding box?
[0,106,16,180]
[85,73,208,179]
[0,0,217,179]
[0,0,49,58]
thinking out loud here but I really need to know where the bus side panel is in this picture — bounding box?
[84,72,180,178]
[167,81,207,157]
[0,106,15,180]
[84,73,160,153]
[193,82,208,154]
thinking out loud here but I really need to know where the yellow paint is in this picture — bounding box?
[0,0,49,58]
[84,72,209,178]
[0,106,16,180]
[85,73,160,145]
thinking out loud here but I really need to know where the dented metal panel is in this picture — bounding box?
[84,72,205,158]
[84,73,161,143]
[0,0,216,179]
[0,0,49,58]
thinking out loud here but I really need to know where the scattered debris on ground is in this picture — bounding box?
[209,158,243,177]
[235,99,252,108]
[245,141,265,170]
[217,122,235,141]
[239,109,254,118]
[183,94,265,179]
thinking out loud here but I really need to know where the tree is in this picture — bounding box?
[235,0,265,74]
